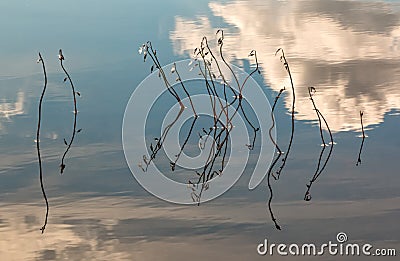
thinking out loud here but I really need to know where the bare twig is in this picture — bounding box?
[356,111,366,166]
[36,52,49,233]
[266,88,285,230]
[274,49,296,179]
[59,49,79,174]
[304,87,334,201]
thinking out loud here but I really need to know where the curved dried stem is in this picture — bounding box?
[172,116,198,168]
[143,42,183,109]
[174,64,197,117]
[356,111,366,166]
[139,42,187,171]
[266,88,285,230]
[36,53,49,233]
[59,49,78,174]
[304,87,334,201]
[142,107,184,172]
[216,30,241,93]
[274,48,296,179]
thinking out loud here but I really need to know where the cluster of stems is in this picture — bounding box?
[138,30,260,205]
[264,48,297,230]
[36,50,80,233]
[137,37,340,230]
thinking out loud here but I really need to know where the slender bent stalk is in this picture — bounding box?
[59,49,78,174]
[266,88,285,230]
[138,42,186,171]
[172,116,198,167]
[356,111,365,166]
[36,52,49,233]
[275,49,295,179]
[304,87,334,201]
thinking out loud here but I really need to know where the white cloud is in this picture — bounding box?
[170,0,400,132]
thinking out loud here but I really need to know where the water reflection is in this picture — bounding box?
[0,91,24,131]
[1,196,399,260]
[171,0,400,131]
[0,0,399,259]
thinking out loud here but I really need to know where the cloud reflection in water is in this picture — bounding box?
[170,0,400,132]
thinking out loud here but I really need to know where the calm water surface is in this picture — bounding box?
[1,0,399,260]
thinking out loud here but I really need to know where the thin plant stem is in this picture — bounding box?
[266,88,285,230]
[356,111,366,166]
[304,87,334,200]
[174,64,197,116]
[275,48,295,179]
[36,52,49,233]
[59,49,78,174]
[172,116,198,168]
